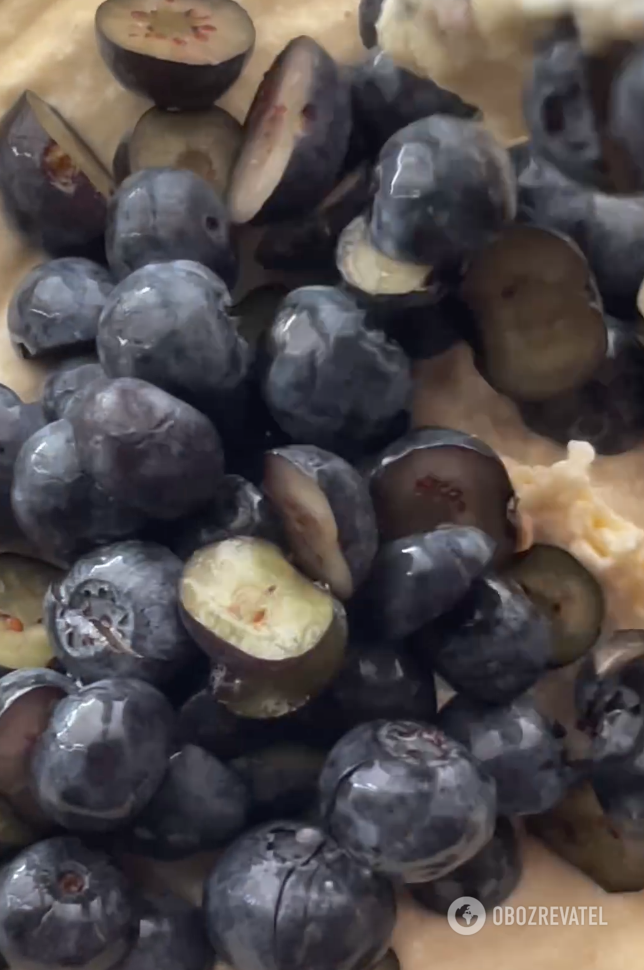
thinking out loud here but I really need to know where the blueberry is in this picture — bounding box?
[41,359,105,422]
[412,575,552,704]
[31,678,175,831]
[263,286,412,458]
[0,385,21,408]
[8,258,113,360]
[438,694,570,816]
[44,540,199,687]
[70,377,225,520]
[11,420,146,567]
[0,398,48,556]
[231,743,326,824]
[177,689,297,759]
[116,892,214,970]
[106,168,237,287]
[97,260,250,421]
[124,743,248,859]
[319,720,497,882]
[410,818,521,914]
[358,0,383,47]
[355,526,496,640]
[203,822,396,970]
[0,836,134,969]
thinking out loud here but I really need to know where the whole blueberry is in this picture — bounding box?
[8,258,113,359]
[439,694,570,816]
[319,720,497,883]
[410,817,521,914]
[97,260,250,419]
[117,892,214,970]
[11,420,146,567]
[125,744,249,859]
[41,360,105,422]
[203,822,396,970]
[263,286,412,458]
[44,541,199,687]
[70,377,225,520]
[106,169,237,288]
[0,836,133,969]
[413,575,553,704]
[31,678,175,831]
[0,398,47,556]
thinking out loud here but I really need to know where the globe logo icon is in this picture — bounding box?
[447,896,487,935]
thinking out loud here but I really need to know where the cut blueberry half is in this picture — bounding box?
[96,0,256,109]
[179,537,347,718]
[227,35,351,224]
[461,224,608,402]
[0,555,62,673]
[337,215,437,299]
[127,105,243,194]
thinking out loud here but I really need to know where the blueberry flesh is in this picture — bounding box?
[356,526,496,641]
[413,575,553,704]
[70,377,225,520]
[0,399,47,556]
[11,419,146,567]
[97,260,250,421]
[203,821,396,970]
[41,359,105,422]
[31,678,175,831]
[8,258,113,360]
[438,694,570,816]
[0,836,133,970]
[106,168,237,287]
[370,117,515,266]
[329,640,437,728]
[263,286,412,458]
[319,720,496,882]
[410,818,521,914]
[350,50,477,159]
[168,474,282,561]
[44,540,199,687]
[231,743,325,824]
[116,893,214,970]
[125,744,249,859]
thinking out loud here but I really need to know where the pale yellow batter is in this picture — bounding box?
[1,0,644,967]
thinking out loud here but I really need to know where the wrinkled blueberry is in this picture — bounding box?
[117,892,214,970]
[41,359,105,422]
[44,540,199,686]
[412,575,552,704]
[11,419,146,567]
[204,822,396,970]
[106,168,237,287]
[263,286,412,458]
[8,258,113,360]
[410,818,521,914]
[70,377,225,520]
[319,720,497,882]
[31,678,175,831]
[438,694,570,816]
[0,836,133,969]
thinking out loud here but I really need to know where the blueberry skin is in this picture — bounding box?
[8,258,113,360]
[97,260,250,419]
[117,893,214,970]
[358,0,383,48]
[263,286,412,458]
[31,678,175,831]
[0,385,21,408]
[177,689,297,759]
[413,575,552,704]
[0,835,133,970]
[319,720,497,883]
[11,420,146,567]
[438,694,569,816]
[125,744,249,859]
[203,822,396,970]
[70,377,225,520]
[0,399,47,556]
[41,360,105,422]
[231,743,326,824]
[106,169,237,287]
[169,474,282,561]
[356,526,496,640]
[44,540,199,686]
[410,817,521,914]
